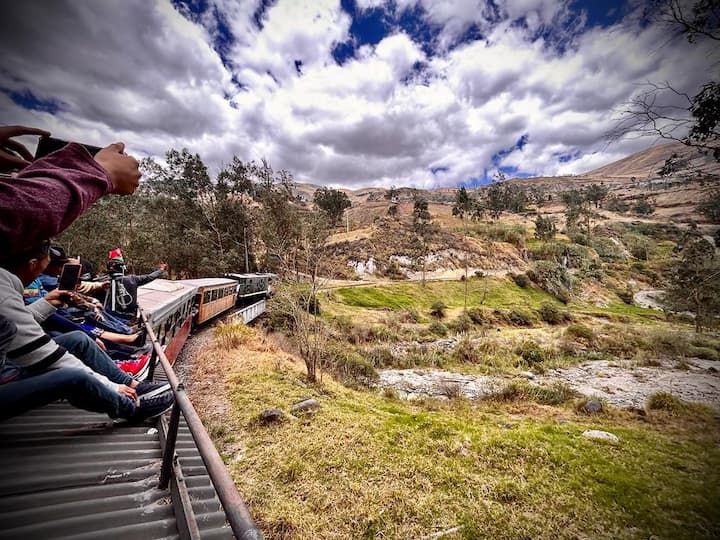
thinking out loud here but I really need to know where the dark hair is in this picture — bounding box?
[0,239,51,271]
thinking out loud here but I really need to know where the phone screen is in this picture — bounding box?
[58,264,82,291]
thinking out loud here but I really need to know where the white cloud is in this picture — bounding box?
[1,0,717,189]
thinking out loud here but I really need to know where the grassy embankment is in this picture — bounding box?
[191,324,720,540]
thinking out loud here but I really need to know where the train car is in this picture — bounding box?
[224,272,276,307]
[179,277,238,325]
[136,278,197,366]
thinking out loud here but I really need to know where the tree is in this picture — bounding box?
[412,195,435,286]
[633,196,655,215]
[585,183,609,208]
[611,0,720,161]
[697,189,720,221]
[313,187,351,226]
[385,185,399,219]
[534,215,557,241]
[453,187,476,310]
[666,237,720,332]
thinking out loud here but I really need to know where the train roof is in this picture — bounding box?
[224,272,277,280]
[177,277,237,289]
[137,279,197,323]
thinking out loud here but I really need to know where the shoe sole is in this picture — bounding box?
[138,383,172,399]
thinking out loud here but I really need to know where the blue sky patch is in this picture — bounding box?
[3,88,61,114]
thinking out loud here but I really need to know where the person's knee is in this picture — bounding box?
[56,330,93,349]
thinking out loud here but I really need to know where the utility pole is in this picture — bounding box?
[243,226,250,272]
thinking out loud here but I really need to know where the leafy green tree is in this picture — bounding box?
[453,187,476,309]
[534,215,557,241]
[666,237,720,332]
[585,183,609,209]
[698,189,720,221]
[313,187,351,226]
[412,195,435,286]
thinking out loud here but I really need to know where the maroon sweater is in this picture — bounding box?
[0,143,112,256]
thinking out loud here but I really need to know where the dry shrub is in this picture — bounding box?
[214,322,255,350]
[565,323,595,342]
[492,381,578,405]
[646,392,689,415]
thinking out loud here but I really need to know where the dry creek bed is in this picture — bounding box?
[379,358,720,410]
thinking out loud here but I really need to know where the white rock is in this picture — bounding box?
[582,430,619,442]
[519,371,535,380]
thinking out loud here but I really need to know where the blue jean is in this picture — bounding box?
[0,367,136,421]
[53,331,133,386]
[90,309,135,334]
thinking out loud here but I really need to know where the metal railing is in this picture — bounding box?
[142,316,263,540]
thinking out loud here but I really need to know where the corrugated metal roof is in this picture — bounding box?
[177,279,236,289]
[0,365,235,540]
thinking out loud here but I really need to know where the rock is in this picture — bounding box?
[290,398,321,413]
[582,399,603,414]
[582,430,619,442]
[258,408,285,424]
[519,371,535,380]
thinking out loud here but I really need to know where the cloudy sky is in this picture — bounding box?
[1,0,715,188]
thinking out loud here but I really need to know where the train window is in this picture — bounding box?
[203,291,211,304]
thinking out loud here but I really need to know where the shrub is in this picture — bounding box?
[646,392,688,414]
[453,337,480,363]
[529,241,592,269]
[624,233,654,260]
[633,197,654,215]
[565,324,595,342]
[322,343,378,386]
[467,307,492,325]
[606,195,629,213]
[429,321,449,337]
[590,237,625,260]
[365,346,395,368]
[492,381,578,405]
[214,322,254,349]
[475,222,527,248]
[448,313,474,333]
[511,273,531,288]
[527,261,573,302]
[538,302,571,324]
[430,300,447,319]
[508,309,535,327]
[515,340,555,366]
[616,288,634,304]
[688,346,719,361]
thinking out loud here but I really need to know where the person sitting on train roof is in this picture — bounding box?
[37,246,140,337]
[0,125,141,259]
[103,254,168,319]
[0,240,173,421]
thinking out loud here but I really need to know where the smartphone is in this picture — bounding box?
[58,263,82,291]
[35,136,102,159]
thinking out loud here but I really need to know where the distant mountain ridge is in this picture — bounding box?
[292,141,719,200]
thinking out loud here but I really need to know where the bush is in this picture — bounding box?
[616,288,634,304]
[646,392,689,414]
[430,300,447,319]
[527,261,573,303]
[428,321,449,337]
[322,343,378,386]
[448,313,474,333]
[492,381,578,405]
[624,233,654,260]
[634,197,654,215]
[467,307,492,325]
[508,309,535,327]
[453,337,480,363]
[511,273,530,288]
[365,346,395,368]
[565,324,595,342]
[606,195,629,213]
[214,322,254,349]
[529,241,592,269]
[474,222,527,248]
[538,302,571,324]
[688,346,719,361]
[515,340,555,366]
[590,237,625,261]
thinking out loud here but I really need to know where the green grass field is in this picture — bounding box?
[205,349,720,540]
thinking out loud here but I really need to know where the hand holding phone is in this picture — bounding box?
[58,263,82,291]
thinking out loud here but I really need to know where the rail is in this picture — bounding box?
[142,316,263,540]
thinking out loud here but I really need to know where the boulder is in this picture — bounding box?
[582,399,603,414]
[258,408,285,424]
[582,430,619,442]
[290,398,321,413]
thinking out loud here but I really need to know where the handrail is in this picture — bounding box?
[141,315,264,540]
